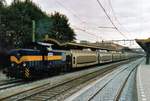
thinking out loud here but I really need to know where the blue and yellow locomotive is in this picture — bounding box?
[5,42,71,79]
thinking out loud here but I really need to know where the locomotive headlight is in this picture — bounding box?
[23,63,26,67]
[11,63,15,67]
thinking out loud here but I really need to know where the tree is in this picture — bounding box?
[0,0,76,50]
[5,0,47,48]
[0,0,6,7]
[36,17,53,40]
[48,12,76,42]
[0,0,8,49]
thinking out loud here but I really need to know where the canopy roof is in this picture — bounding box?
[42,38,125,51]
[136,38,150,53]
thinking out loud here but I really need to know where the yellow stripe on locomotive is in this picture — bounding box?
[10,55,63,64]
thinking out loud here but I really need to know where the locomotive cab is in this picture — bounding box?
[6,49,41,79]
[4,42,70,79]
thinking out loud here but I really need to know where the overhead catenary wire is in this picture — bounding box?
[55,0,84,24]
[107,0,136,46]
[56,0,116,31]
[55,0,126,41]
[96,0,128,39]
[73,27,103,41]
[108,0,132,36]
[56,0,115,30]
[72,25,98,37]
[56,0,103,41]
[56,0,120,42]
[55,0,97,40]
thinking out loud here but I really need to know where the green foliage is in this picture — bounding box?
[36,17,53,39]
[0,0,76,50]
[0,0,6,8]
[49,12,76,42]
[6,0,47,48]
[0,0,8,49]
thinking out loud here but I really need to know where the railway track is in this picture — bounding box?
[0,80,25,91]
[0,71,23,90]
[66,58,142,101]
[0,79,21,86]
[0,59,137,101]
[114,68,137,101]
[88,63,138,101]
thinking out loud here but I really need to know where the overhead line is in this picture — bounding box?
[56,0,103,40]
[55,0,84,24]
[56,0,115,30]
[72,25,98,37]
[108,0,131,36]
[96,0,128,39]
[56,0,117,41]
[98,26,115,29]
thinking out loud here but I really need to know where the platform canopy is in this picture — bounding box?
[136,38,150,53]
[136,38,150,64]
[42,38,125,51]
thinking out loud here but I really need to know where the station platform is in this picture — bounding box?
[137,60,150,101]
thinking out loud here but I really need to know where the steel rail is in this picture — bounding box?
[1,60,132,101]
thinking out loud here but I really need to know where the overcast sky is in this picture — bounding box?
[6,0,150,48]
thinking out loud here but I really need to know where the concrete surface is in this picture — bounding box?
[65,58,142,101]
[137,60,150,101]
